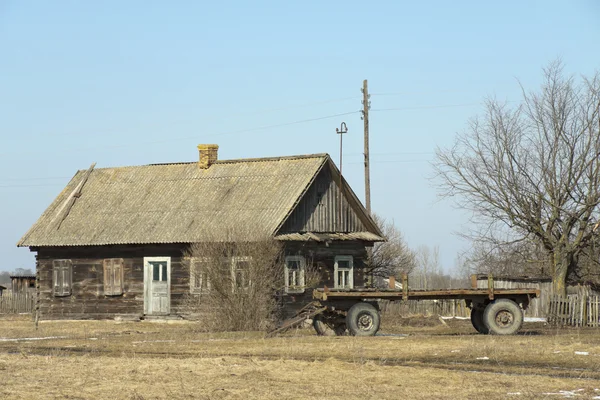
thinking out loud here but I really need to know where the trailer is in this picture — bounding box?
[268,275,540,337]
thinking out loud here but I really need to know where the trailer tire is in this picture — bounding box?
[346,302,380,336]
[313,314,347,336]
[470,307,488,334]
[483,299,523,335]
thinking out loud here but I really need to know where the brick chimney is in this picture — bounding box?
[198,144,219,169]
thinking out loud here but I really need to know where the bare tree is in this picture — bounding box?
[411,245,441,289]
[464,240,549,277]
[434,61,600,295]
[0,271,10,286]
[366,214,417,282]
[184,228,284,332]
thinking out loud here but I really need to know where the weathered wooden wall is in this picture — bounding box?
[35,244,191,319]
[34,240,371,320]
[11,276,36,294]
[280,166,367,233]
[279,241,370,319]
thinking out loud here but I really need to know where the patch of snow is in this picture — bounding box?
[553,351,561,354]
[450,350,460,353]
[507,393,522,396]
[476,357,490,360]
[0,336,68,342]
[574,351,589,356]
[131,340,175,344]
[524,317,547,322]
[543,389,585,398]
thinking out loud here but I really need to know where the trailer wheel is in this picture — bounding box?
[346,302,380,336]
[470,307,488,334]
[483,299,523,335]
[313,314,347,336]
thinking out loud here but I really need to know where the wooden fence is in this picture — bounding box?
[380,299,470,318]
[0,293,35,314]
[547,295,600,327]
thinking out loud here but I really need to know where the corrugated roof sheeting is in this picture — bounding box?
[18,156,326,246]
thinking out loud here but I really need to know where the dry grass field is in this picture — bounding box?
[1,314,599,400]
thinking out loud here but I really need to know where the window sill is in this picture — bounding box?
[285,288,306,294]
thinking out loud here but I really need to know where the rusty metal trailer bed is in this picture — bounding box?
[268,275,540,337]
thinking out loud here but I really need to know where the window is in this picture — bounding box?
[334,256,353,289]
[188,257,210,294]
[151,261,168,282]
[103,258,124,296]
[53,259,72,297]
[285,256,305,293]
[231,257,250,289]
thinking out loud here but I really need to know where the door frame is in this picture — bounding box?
[143,256,171,315]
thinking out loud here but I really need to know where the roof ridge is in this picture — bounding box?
[88,153,329,170]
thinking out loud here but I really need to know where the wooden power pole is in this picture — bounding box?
[362,79,371,214]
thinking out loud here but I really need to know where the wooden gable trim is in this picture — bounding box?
[271,156,329,236]
[325,158,384,238]
[275,156,384,239]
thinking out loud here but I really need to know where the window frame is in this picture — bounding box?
[231,257,251,290]
[187,257,211,294]
[334,255,354,289]
[103,258,124,296]
[284,256,306,293]
[52,259,72,297]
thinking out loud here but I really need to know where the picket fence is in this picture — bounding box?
[0,293,35,314]
[547,294,600,327]
[380,299,470,318]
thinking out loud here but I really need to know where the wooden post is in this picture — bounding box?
[388,275,395,289]
[402,273,408,300]
[581,294,587,327]
[487,274,494,300]
[34,257,40,329]
[361,79,371,214]
[470,274,478,289]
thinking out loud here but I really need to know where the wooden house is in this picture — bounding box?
[9,275,36,295]
[18,145,385,320]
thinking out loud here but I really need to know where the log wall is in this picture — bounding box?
[33,241,371,320]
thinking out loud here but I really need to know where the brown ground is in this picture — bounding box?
[0,314,599,399]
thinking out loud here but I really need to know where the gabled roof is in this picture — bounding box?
[18,153,384,247]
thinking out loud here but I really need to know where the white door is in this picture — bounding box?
[144,257,171,315]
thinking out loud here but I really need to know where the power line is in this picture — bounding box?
[348,159,431,164]
[371,103,480,112]
[0,110,361,157]
[345,151,434,156]
[370,89,466,97]
[14,96,361,140]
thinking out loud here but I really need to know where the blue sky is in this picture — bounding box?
[1,1,599,273]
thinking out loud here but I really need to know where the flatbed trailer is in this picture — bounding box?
[268,275,540,337]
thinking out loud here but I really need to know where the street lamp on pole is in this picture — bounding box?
[336,122,348,230]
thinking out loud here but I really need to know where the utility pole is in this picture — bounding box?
[362,80,374,288]
[336,122,348,231]
[361,79,371,215]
